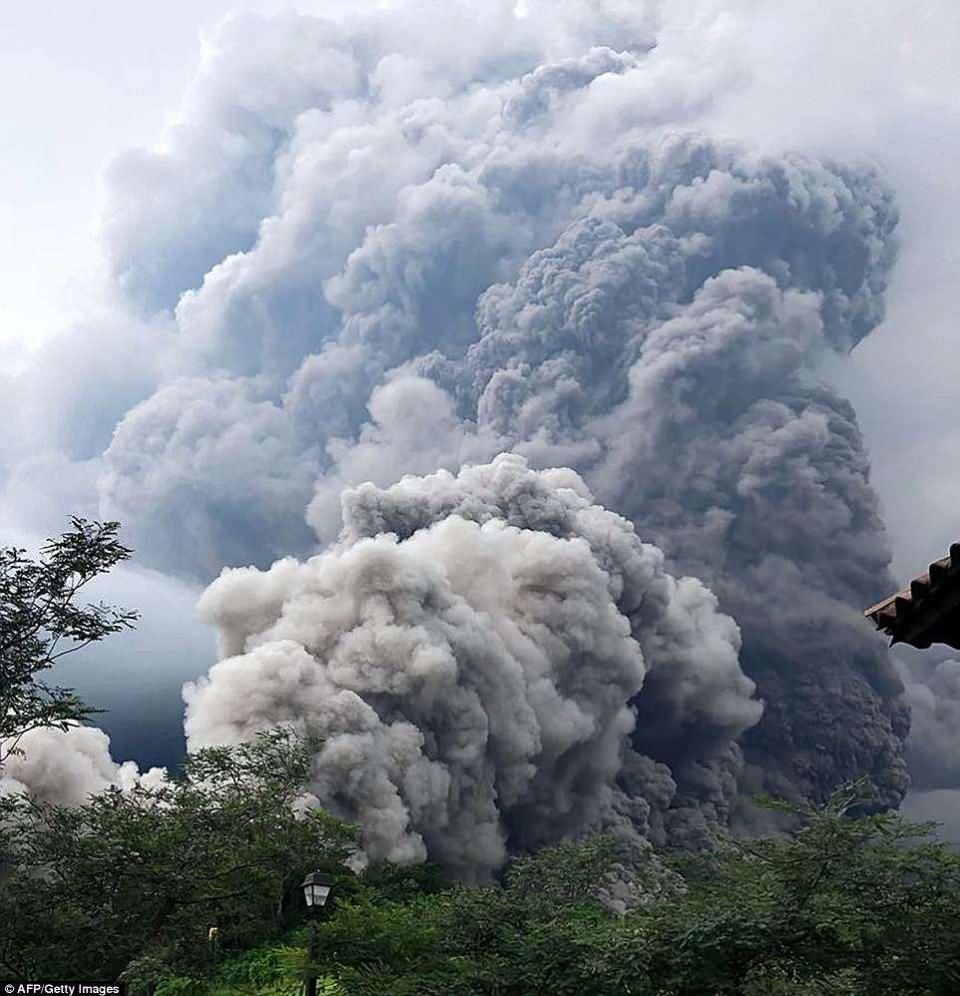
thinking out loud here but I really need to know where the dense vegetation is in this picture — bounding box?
[3,521,960,994]
[0,732,353,981]
[2,732,959,995]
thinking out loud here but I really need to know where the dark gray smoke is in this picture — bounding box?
[1,1,918,860]
[300,137,909,811]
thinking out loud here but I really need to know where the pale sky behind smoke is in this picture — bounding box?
[0,0,371,368]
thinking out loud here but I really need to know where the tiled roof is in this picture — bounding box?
[864,544,960,650]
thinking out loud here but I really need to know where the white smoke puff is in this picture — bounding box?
[503,47,643,128]
[0,726,166,807]
[185,455,758,878]
[305,376,495,546]
[341,455,762,819]
[104,11,364,315]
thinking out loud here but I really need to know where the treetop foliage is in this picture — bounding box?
[0,517,137,763]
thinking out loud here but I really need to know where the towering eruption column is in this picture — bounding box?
[455,137,908,811]
[76,8,908,843]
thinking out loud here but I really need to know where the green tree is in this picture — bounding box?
[309,838,621,996]
[580,786,960,995]
[0,730,357,982]
[0,517,137,765]
[286,789,960,996]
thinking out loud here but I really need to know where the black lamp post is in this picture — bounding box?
[301,871,333,996]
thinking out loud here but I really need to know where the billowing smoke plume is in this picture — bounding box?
[0,727,165,806]
[186,455,760,876]
[1,1,916,852]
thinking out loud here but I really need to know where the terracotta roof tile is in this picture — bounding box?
[865,545,960,650]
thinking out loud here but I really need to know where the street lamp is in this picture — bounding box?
[301,872,334,996]
[301,871,334,912]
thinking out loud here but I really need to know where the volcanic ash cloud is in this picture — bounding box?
[184,455,761,878]
[1,1,918,843]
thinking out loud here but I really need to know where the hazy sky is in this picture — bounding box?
[0,0,355,366]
